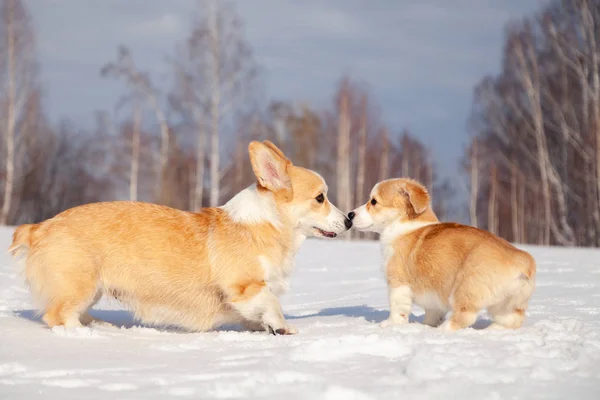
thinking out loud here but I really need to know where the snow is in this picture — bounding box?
[0,226,599,399]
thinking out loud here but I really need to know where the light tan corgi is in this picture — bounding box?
[8,140,352,334]
[349,178,536,331]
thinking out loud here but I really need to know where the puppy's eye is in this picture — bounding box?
[316,194,325,203]
[370,198,377,206]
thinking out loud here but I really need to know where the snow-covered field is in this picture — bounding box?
[1,226,599,399]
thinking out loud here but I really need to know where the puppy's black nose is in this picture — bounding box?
[344,218,353,229]
[348,211,356,220]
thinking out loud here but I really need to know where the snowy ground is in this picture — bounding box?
[1,226,599,399]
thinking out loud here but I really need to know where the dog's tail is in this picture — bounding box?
[8,224,37,258]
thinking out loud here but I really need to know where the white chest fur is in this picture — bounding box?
[381,244,394,275]
[222,184,307,298]
[259,233,306,297]
[259,254,293,296]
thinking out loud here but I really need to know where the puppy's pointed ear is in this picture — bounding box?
[248,141,293,200]
[399,181,430,215]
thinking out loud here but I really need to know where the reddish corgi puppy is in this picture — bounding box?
[9,141,352,334]
[349,178,535,331]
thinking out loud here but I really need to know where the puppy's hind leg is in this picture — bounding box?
[488,308,525,330]
[422,308,445,327]
[439,308,478,331]
[439,283,481,331]
[488,272,534,330]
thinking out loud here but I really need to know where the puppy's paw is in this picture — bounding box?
[438,319,458,332]
[486,322,508,330]
[422,315,444,328]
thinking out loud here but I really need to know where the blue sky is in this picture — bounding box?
[25,0,549,198]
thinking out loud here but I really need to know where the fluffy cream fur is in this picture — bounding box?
[352,178,536,331]
[8,141,350,334]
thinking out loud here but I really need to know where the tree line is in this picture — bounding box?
[0,0,451,239]
[3,0,599,247]
[466,0,600,247]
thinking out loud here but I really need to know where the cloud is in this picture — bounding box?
[126,13,184,39]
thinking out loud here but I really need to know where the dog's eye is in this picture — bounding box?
[370,198,377,206]
[315,194,325,203]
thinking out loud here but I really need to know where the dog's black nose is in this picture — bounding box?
[344,218,353,229]
[348,211,356,220]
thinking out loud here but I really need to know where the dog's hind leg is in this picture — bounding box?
[79,290,113,326]
[42,276,101,329]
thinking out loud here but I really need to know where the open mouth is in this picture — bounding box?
[314,227,337,238]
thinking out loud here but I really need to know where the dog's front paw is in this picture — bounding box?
[380,316,408,328]
[267,324,298,335]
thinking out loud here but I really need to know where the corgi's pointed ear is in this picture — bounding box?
[248,141,293,200]
[399,181,430,215]
[261,140,291,164]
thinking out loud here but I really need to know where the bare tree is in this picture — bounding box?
[191,0,257,206]
[510,158,519,242]
[101,46,170,201]
[170,54,207,210]
[488,163,498,235]
[0,0,35,225]
[465,0,598,246]
[129,103,141,201]
[355,95,368,204]
[354,95,368,239]
[469,138,479,227]
[379,128,390,181]
[336,79,353,219]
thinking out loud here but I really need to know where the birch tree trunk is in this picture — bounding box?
[129,103,141,201]
[469,138,479,228]
[194,112,206,210]
[512,34,552,245]
[519,171,526,243]
[354,96,367,240]
[336,83,352,222]
[426,151,433,192]
[510,159,519,243]
[583,0,600,246]
[208,0,221,207]
[235,139,244,194]
[488,164,498,235]
[0,0,16,225]
[401,151,409,177]
[379,129,390,182]
[152,103,169,198]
